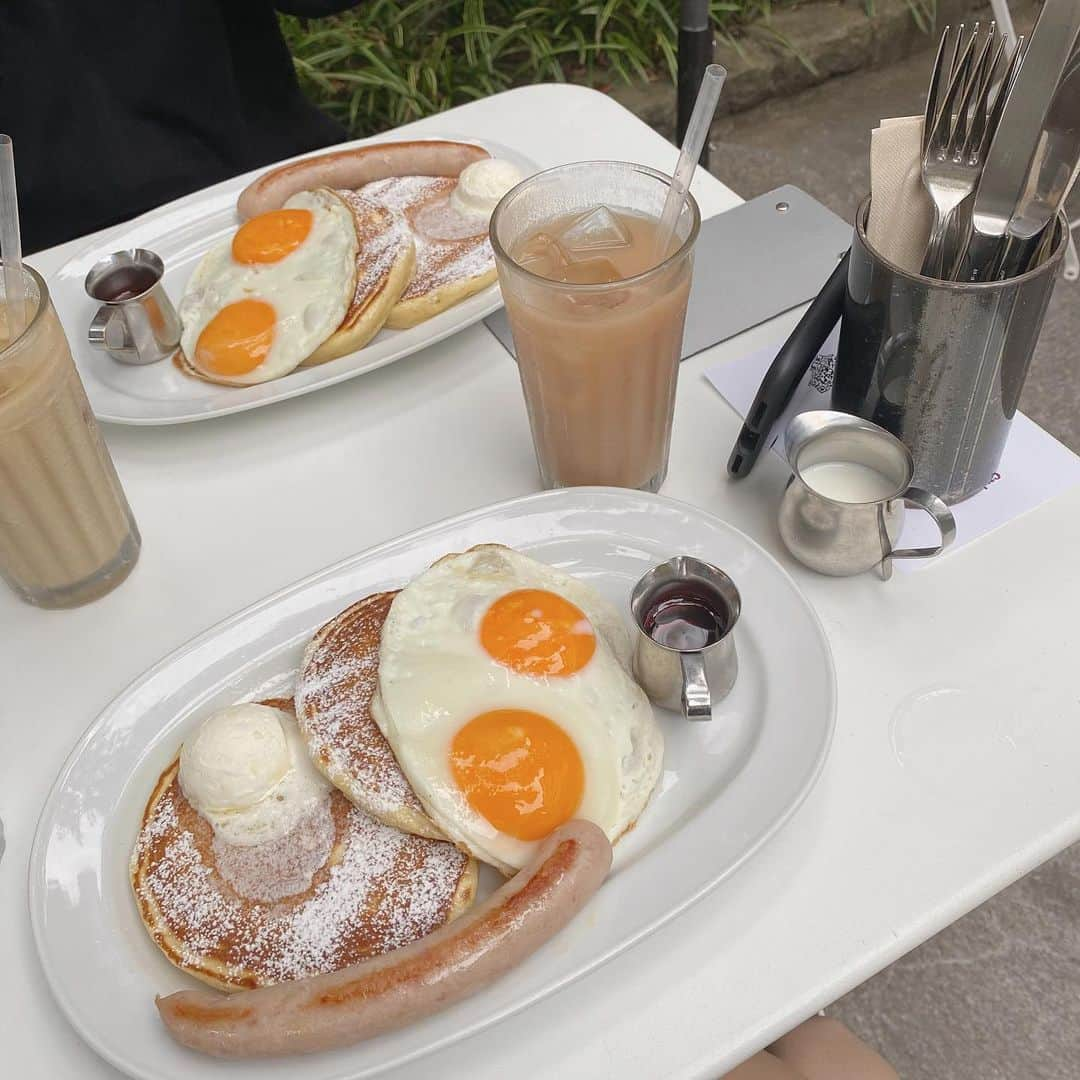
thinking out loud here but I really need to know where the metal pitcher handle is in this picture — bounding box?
[680,652,712,721]
[880,487,957,576]
[87,306,135,354]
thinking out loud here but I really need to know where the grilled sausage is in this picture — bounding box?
[236,140,490,219]
[157,819,612,1057]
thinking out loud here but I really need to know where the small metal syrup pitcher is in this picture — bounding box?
[84,249,181,366]
[630,556,741,721]
[779,411,956,580]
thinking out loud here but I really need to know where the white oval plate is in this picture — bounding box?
[30,488,835,1079]
[50,137,537,425]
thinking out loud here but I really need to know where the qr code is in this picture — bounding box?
[807,352,835,395]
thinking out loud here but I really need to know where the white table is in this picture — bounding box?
[5,84,1080,1079]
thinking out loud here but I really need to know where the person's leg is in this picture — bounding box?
[723,1050,806,1079]
[768,1016,898,1080]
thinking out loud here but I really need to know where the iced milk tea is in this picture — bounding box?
[0,267,140,607]
[491,162,699,491]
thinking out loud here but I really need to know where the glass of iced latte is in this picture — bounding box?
[0,263,140,608]
[490,161,700,492]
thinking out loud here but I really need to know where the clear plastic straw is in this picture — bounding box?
[654,64,727,260]
[1,134,26,341]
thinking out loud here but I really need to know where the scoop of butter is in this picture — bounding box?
[179,703,291,813]
[450,159,525,221]
[179,702,332,847]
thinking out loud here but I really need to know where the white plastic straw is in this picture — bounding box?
[1,134,26,340]
[654,64,727,260]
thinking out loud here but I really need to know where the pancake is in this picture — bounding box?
[295,592,444,841]
[300,192,415,367]
[130,699,476,992]
[357,176,497,330]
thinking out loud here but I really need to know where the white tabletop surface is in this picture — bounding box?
[5,84,1080,1079]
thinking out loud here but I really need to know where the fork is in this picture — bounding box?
[920,25,1003,278]
[922,23,963,163]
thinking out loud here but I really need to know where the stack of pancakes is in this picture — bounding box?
[309,173,499,356]
[356,176,498,332]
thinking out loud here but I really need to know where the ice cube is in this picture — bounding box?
[568,287,629,310]
[560,257,621,285]
[516,232,569,280]
[558,206,631,259]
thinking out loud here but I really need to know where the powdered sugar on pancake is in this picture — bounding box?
[332,192,413,324]
[132,771,469,987]
[357,175,452,216]
[295,592,427,821]
[358,176,495,300]
[213,798,335,902]
[413,197,493,241]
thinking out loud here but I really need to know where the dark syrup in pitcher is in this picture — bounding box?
[641,582,729,651]
[94,264,159,302]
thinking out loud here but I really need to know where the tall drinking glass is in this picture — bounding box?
[491,162,700,492]
[0,263,140,607]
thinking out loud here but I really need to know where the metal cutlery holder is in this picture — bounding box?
[833,198,1067,503]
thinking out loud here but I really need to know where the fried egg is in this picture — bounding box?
[178,189,357,385]
[372,545,663,874]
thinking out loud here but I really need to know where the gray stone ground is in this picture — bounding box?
[692,21,1080,1080]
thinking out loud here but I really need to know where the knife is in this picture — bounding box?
[996,43,1080,278]
[960,0,1080,281]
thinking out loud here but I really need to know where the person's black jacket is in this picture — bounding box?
[1,2,357,252]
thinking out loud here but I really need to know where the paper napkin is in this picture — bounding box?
[867,115,934,274]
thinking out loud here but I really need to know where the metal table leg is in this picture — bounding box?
[678,0,714,167]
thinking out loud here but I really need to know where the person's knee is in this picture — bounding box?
[769,1015,899,1080]
[723,1049,805,1079]
[794,1016,852,1045]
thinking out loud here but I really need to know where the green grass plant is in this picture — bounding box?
[281,1,790,136]
[281,0,934,137]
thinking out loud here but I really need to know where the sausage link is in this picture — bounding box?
[236,140,490,219]
[157,819,612,1057]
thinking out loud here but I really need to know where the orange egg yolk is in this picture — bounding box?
[194,299,276,376]
[479,588,596,677]
[450,709,584,841]
[231,208,313,265]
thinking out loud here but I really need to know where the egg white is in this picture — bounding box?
[178,189,357,385]
[373,545,663,874]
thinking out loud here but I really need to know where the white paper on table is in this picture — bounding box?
[704,335,1080,566]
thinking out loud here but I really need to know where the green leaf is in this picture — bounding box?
[280,0,817,139]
